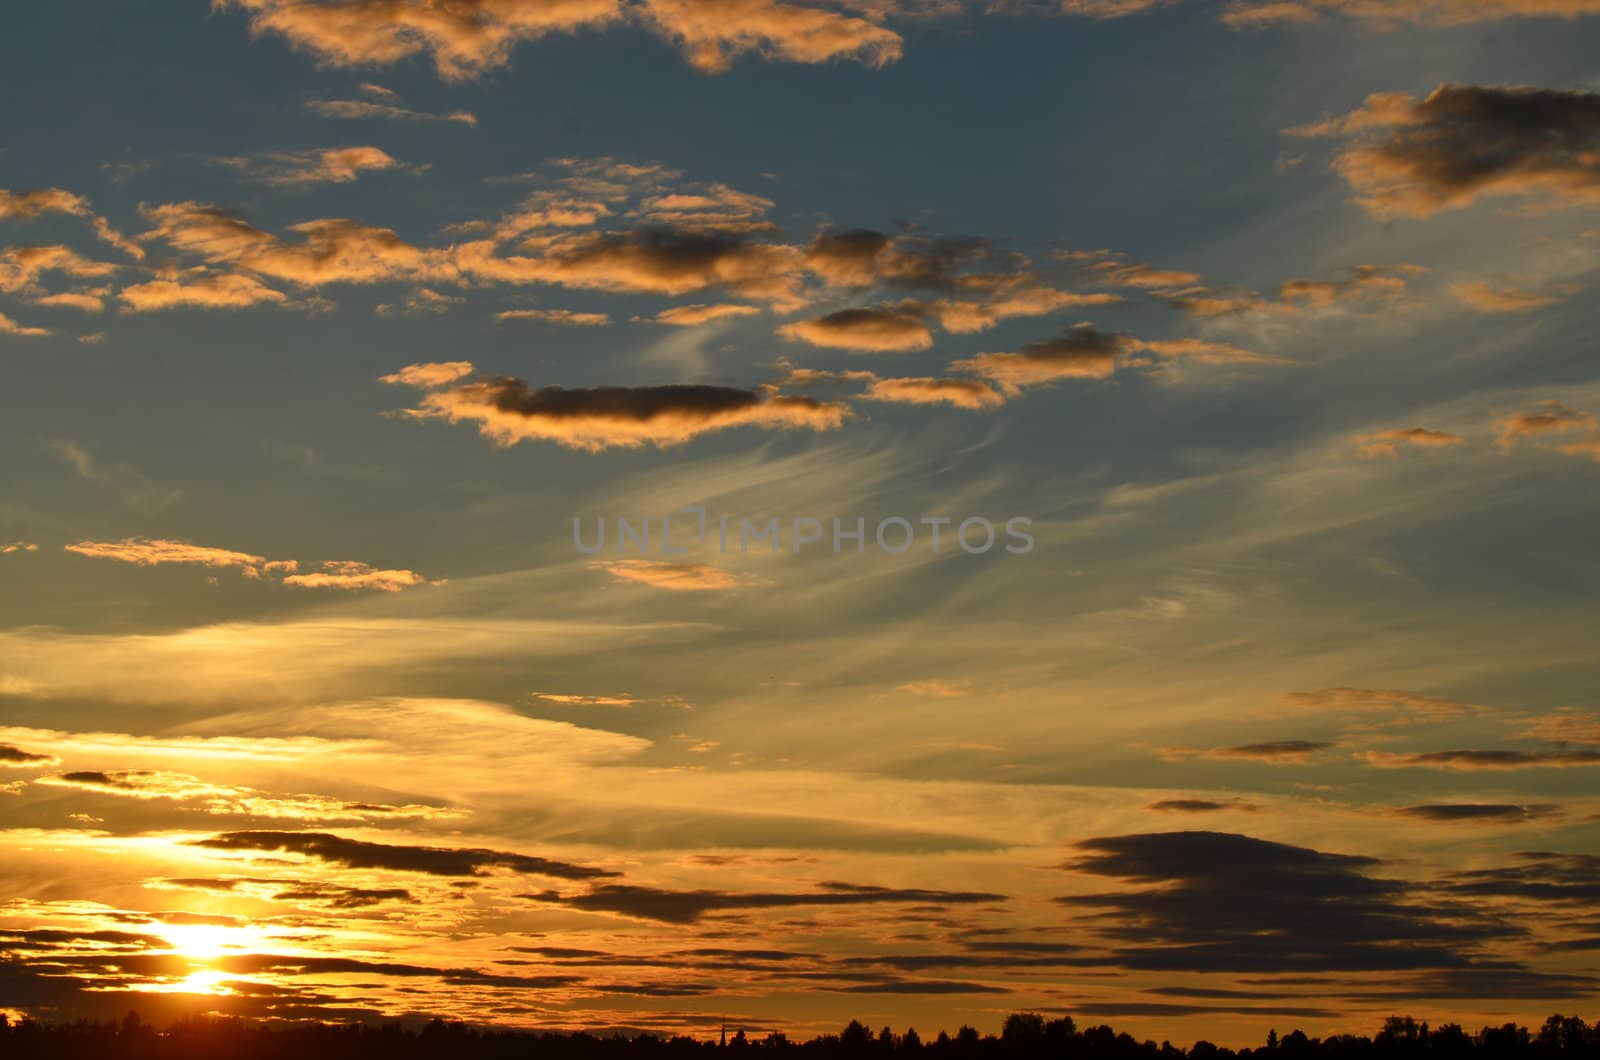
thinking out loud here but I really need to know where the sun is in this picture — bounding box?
[155,921,264,962]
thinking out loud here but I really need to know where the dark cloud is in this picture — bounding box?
[0,743,57,767]
[1394,803,1562,822]
[190,831,619,879]
[1059,831,1517,973]
[393,371,847,451]
[1436,851,1600,903]
[1209,740,1331,761]
[1147,798,1258,813]
[270,884,418,908]
[1361,748,1600,770]
[523,881,1005,923]
[1292,84,1600,218]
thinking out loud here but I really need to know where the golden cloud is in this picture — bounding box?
[591,559,744,590]
[1291,84,1600,219]
[395,373,847,451]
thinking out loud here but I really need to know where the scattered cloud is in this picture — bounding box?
[1289,84,1600,219]
[218,145,408,186]
[191,830,619,879]
[1353,427,1466,460]
[306,84,478,125]
[1360,749,1600,770]
[1494,401,1598,450]
[645,303,763,326]
[496,307,611,326]
[215,0,901,79]
[1449,280,1577,313]
[779,306,934,352]
[389,366,847,451]
[282,561,442,592]
[591,560,744,591]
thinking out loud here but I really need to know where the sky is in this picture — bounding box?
[2,0,1600,1046]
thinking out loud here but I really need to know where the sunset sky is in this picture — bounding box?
[2,0,1600,1046]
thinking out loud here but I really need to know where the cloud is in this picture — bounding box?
[1289,84,1600,219]
[496,307,611,326]
[216,0,900,79]
[1146,799,1258,813]
[139,203,456,287]
[860,376,1005,410]
[778,306,934,352]
[1494,401,1598,450]
[458,226,805,307]
[0,187,90,221]
[32,289,109,313]
[591,560,744,590]
[52,442,185,513]
[1164,265,1422,320]
[1353,427,1467,460]
[1278,686,1475,721]
[118,270,289,312]
[1449,280,1575,313]
[0,311,50,337]
[645,303,763,326]
[530,692,647,708]
[1515,708,1600,745]
[0,245,119,294]
[1089,259,1202,288]
[0,542,40,554]
[1206,740,1332,762]
[35,770,456,821]
[0,188,142,259]
[1060,830,1515,973]
[379,362,477,392]
[0,744,57,768]
[281,561,440,593]
[376,287,463,315]
[1557,438,1600,463]
[64,538,267,571]
[524,881,1004,923]
[1360,748,1600,770]
[392,372,847,451]
[951,328,1129,392]
[1393,803,1561,822]
[63,537,435,591]
[896,680,972,697]
[1222,0,1600,29]
[219,146,406,186]
[306,85,478,125]
[190,830,620,879]
[1437,850,1600,903]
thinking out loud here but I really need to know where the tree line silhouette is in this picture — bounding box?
[1,1011,1598,1060]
